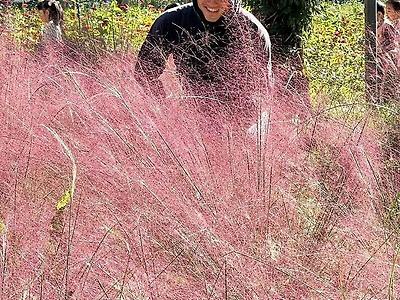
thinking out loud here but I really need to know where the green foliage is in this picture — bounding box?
[0,219,5,235]
[65,1,158,51]
[302,0,365,115]
[56,189,72,211]
[296,194,322,236]
[6,7,41,49]
[244,0,322,49]
[5,2,159,52]
[139,0,177,9]
[377,102,400,127]
[385,192,400,231]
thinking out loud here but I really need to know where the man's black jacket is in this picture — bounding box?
[134,0,271,99]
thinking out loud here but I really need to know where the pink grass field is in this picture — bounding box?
[0,37,399,299]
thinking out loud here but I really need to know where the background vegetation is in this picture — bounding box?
[2,0,397,143]
[3,1,159,51]
[3,0,365,106]
[302,0,365,113]
[244,0,322,50]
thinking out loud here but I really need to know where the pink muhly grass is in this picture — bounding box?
[0,36,398,299]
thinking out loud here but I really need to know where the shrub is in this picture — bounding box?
[5,7,41,48]
[64,1,158,51]
[244,0,322,51]
[3,1,159,51]
[302,0,365,115]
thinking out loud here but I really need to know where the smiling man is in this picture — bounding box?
[134,0,271,116]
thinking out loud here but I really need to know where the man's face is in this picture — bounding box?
[197,0,230,22]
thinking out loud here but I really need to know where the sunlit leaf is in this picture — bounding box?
[0,220,5,235]
[56,190,72,211]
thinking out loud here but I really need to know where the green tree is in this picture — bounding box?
[244,0,321,52]
[243,0,326,108]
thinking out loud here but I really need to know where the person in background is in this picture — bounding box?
[377,1,385,32]
[386,0,400,23]
[377,0,400,102]
[134,0,271,120]
[36,0,63,44]
[379,0,400,52]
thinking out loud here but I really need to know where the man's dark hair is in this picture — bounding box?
[387,0,400,11]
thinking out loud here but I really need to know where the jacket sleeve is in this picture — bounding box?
[134,13,173,99]
[240,9,272,83]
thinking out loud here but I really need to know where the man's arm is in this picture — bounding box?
[134,13,173,99]
[240,9,272,82]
